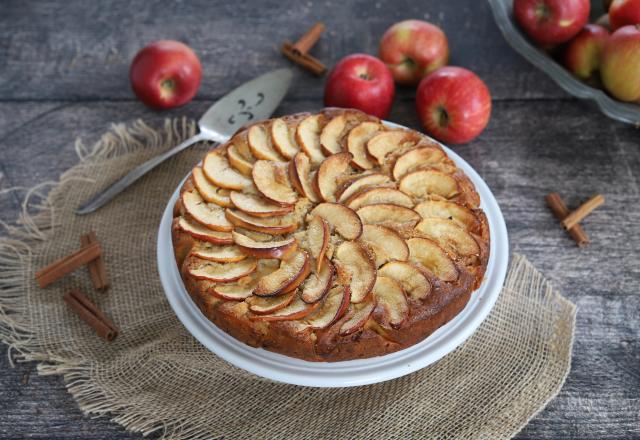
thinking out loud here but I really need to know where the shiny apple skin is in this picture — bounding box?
[378,19,449,86]
[130,40,202,109]
[563,24,610,81]
[609,0,640,31]
[324,54,395,119]
[513,0,590,44]
[416,67,491,145]
[600,25,640,102]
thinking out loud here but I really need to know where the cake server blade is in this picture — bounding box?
[76,68,293,215]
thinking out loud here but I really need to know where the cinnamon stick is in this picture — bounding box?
[80,232,109,290]
[35,242,102,288]
[281,44,326,75]
[561,194,605,230]
[292,22,325,55]
[63,289,118,341]
[546,193,589,247]
[281,22,327,76]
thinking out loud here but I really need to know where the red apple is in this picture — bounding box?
[563,25,610,81]
[415,67,491,145]
[609,0,640,31]
[378,20,449,86]
[130,40,202,109]
[513,0,590,44]
[600,25,640,102]
[324,54,395,119]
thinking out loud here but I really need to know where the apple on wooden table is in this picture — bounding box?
[600,25,640,102]
[563,24,610,82]
[513,0,590,44]
[378,19,449,86]
[130,40,202,109]
[415,66,492,145]
[324,54,395,119]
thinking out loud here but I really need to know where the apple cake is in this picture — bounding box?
[172,108,489,362]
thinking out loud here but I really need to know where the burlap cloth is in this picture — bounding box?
[0,119,576,440]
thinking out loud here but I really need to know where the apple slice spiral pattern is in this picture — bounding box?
[172,108,489,362]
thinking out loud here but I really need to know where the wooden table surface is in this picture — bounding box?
[1,1,638,438]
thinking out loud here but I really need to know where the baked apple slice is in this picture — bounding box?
[208,262,277,300]
[270,117,300,159]
[346,121,382,170]
[301,258,334,303]
[250,296,319,322]
[192,167,232,207]
[188,257,257,283]
[372,276,408,329]
[334,241,376,303]
[225,209,298,235]
[182,190,233,232]
[319,112,371,155]
[414,200,479,232]
[246,290,296,315]
[336,173,391,203]
[296,114,326,165]
[288,152,320,202]
[378,261,431,300]
[231,230,298,259]
[309,203,362,240]
[252,160,298,206]
[319,114,349,155]
[176,217,234,244]
[345,187,414,210]
[359,224,409,267]
[306,216,330,272]
[415,218,480,257]
[356,204,421,230]
[339,300,376,336]
[313,152,353,202]
[190,243,246,263]
[366,130,418,165]
[253,250,311,297]
[407,237,458,282]
[210,282,256,301]
[227,144,254,176]
[398,169,459,199]
[248,123,285,161]
[304,286,351,329]
[202,151,252,190]
[391,146,446,180]
[229,191,293,217]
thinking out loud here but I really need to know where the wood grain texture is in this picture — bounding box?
[0,0,639,439]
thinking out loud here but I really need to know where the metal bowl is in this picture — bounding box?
[488,0,640,125]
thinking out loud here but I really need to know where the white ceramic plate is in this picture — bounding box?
[157,122,509,387]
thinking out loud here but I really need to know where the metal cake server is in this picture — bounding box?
[76,68,293,215]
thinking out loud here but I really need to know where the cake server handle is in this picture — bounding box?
[75,132,211,215]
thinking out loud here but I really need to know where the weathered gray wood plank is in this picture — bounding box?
[0,98,638,439]
[0,0,569,102]
[1,0,639,437]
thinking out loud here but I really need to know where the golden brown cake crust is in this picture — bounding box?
[172,108,490,362]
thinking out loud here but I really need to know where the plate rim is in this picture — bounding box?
[157,121,509,387]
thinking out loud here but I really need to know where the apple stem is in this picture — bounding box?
[438,107,449,128]
[161,78,176,90]
[358,73,370,80]
[534,3,550,20]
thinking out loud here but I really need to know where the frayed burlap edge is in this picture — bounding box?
[500,256,576,439]
[0,118,210,439]
[0,118,577,440]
